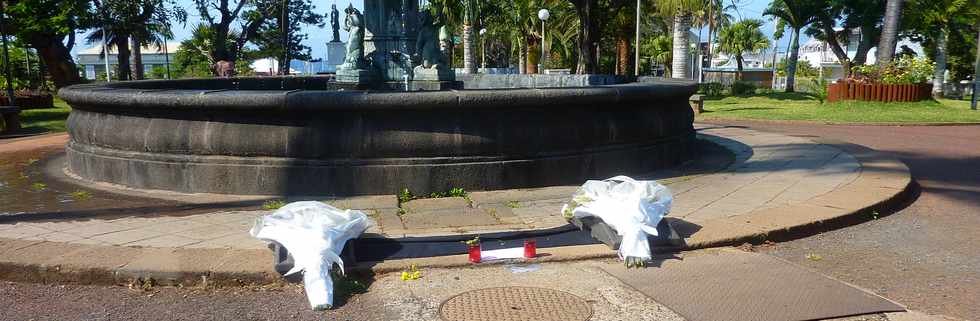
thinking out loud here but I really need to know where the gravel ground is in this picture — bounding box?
[705,121,980,320]
[0,261,687,321]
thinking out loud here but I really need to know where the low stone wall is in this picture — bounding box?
[59,77,697,196]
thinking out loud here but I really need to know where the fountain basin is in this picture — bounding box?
[58,76,696,196]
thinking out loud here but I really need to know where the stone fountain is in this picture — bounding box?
[55,3,698,197]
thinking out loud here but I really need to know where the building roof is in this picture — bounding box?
[78,42,182,56]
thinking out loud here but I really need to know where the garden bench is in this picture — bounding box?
[689,94,704,115]
[0,106,20,134]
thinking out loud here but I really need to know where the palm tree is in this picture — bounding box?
[716,19,769,79]
[85,24,131,81]
[641,34,673,75]
[698,0,733,69]
[656,0,703,79]
[877,0,903,65]
[905,0,978,97]
[462,0,477,73]
[763,0,823,92]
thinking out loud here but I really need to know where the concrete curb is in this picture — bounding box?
[0,134,914,286]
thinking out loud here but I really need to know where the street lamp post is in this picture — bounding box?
[479,28,487,71]
[537,9,549,74]
[634,0,640,76]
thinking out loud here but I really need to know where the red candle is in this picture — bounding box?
[524,239,536,258]
[468,244,481,263]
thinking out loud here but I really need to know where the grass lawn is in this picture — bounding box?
[699,92,980,124]
[19,98,72,133]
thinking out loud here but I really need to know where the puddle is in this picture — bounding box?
[0,147,262,220]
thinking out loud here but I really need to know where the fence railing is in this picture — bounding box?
[827,82,931,103]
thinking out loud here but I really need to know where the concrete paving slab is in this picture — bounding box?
[0,124,914,288]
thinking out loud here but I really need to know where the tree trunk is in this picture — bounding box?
[616,35,629,75]
[31,37,81,89]
[819,21,850,75]
[786,28,801,92]
[573,0,599,74]
[527,38,539,74]
[518,40,527,74]
[463,24,476,74]
[705,6,713,68]
[671,14,691,79]
[736,55,744,80]
[132,37,144,80]
[932,28,947,98]
[852,24,875,66]
[877,0,903,65]
[114,35,132,81]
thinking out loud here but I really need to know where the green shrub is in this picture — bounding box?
[851,56,934,84]
[731,81,757,95]
[698,82,724,96]
[802,78,830,103]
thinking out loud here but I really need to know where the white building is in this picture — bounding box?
[76,42,179,80]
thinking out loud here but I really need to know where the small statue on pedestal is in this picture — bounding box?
[413,10,453,81]
[329,4,341,43]
[336,4,376,84]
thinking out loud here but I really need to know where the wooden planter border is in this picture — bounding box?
[827,82,931,103]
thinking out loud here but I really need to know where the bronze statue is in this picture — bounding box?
[415,10,447,69]
[330,4,340,43]
[341,4,367,70]
[213,60,235,78]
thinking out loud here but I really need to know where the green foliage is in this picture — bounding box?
[148,65,170,79]
[852,56,934,84]
[250,0,324,64]
[640,35,673,75]
[730,81,757,95]
[427,187,468,198]
[801,77,829,103]
[398,188,415,204]
[716,19,770,72]
[506,200,522,208]
[462,236,480,246]
[70,190,93,201]
[31,182,47,191]
[262,199,286,210]
[698,82,724,96]
[777,59,817,78]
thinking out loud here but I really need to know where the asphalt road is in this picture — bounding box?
[708,121,980,320]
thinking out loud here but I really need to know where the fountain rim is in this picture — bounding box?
[57,76,697,111]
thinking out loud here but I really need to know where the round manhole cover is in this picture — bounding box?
[439,286,593,321]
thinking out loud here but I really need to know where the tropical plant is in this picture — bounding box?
[877,0,903,65]
[655,0,703,79]
[852,56,935,85]
[904,0,980,97]
[694,0,734,68]
[250,0,324,74]
[641,34,673,75]
[763,0,823,92]
[716,19,769,79]
[2,0,88,88]
[806,0,884,75]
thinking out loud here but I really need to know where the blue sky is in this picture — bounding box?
[75,0,798,59]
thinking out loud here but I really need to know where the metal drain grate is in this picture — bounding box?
[439,286,593,321]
